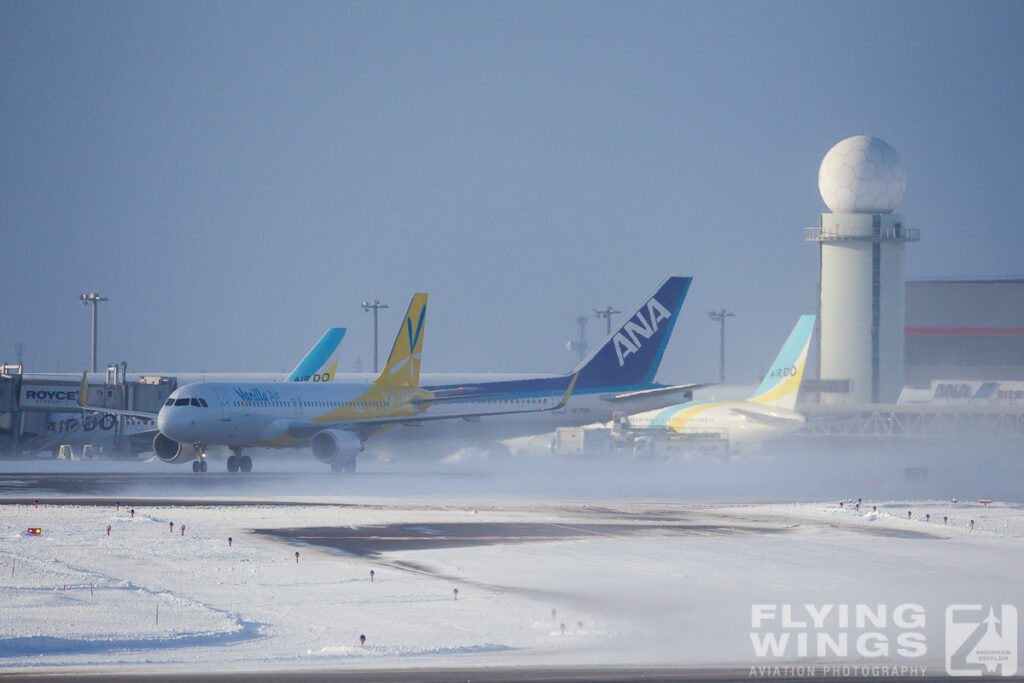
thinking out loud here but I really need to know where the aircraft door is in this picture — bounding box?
[214,389,232,422]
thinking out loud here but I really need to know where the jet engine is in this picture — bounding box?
[153,432,198,464]
[310,429,363,464]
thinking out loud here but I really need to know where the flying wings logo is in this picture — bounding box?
[612,298,672,367]
[946,604,1017,676]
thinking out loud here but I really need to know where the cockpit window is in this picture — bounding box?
[174,398,190,406]
[190,398,202,407]
[164,398,175,406]
[198,398,208,407]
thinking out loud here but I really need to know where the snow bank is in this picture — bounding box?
[2,498,1023,673]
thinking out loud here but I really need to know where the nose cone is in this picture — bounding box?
[157,406,190,441]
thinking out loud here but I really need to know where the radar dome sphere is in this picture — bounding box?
[818,136,906,213]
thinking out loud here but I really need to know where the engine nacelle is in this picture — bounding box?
[153,432,197,464]
[310,429,363,464]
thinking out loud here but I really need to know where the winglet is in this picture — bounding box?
[78,372,88,408]
[544,372,579,411]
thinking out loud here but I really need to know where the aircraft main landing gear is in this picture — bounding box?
[331,458,357,474]
[192,459,208,473]
[227,449,252,473]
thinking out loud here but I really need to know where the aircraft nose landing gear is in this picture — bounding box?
[192,445,208,473]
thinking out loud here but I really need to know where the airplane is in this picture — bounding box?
[82,295,577,473]
[44,327,346,459]
[362,275,697,454]
[616,314,815,455]
[76,276,692,463]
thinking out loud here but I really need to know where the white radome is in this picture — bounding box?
[818,136,906,213]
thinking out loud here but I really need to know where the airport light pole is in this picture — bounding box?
[361,299,389,373]
[79,291,109,373]
[707,308,735,382]
[567,315,588,364]
[593,306,621,337]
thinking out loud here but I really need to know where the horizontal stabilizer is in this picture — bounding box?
[729,407,805,426]
[603,383,710,403]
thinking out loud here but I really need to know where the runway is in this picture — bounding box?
[2,458,1023,679]
[5,442,1024,504]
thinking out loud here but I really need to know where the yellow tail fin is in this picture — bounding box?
[374,293,428,388]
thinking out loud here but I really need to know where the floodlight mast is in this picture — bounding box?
[707,308,735,382]
[361,299,389,373]
[567,315,588,364]
[593,305,621,337]
[79,291,109,373]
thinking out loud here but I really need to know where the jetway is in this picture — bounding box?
[1,364,176,459]
[799,404,1024,439]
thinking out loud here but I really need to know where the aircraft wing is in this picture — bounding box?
[729,407,805,426]
[77,372,160,419]
[287,373,578,439]
[127,429,160,444]
[411,390,501,405]
[602,383,710,403]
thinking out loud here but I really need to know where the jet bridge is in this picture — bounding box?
[3,364,176,458]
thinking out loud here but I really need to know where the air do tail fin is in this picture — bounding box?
[571,276,692,391]
[374,293,428,388]
[749,314,816,410]
[286,328,346,382]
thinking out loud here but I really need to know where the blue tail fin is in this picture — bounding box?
[572,276,692,391]
[749,315,815,409]
[287,328,346,382]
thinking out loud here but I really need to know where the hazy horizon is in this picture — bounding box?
[3,2,1022,384]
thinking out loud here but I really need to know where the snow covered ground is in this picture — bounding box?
[3,494,1024,674]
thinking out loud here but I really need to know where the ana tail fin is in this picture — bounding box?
[572,276,692,391]
[286,328,346,382]
[374,293,428,388]
[749,314,816,409]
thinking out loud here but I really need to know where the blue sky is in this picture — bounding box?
[2,1,1022,383]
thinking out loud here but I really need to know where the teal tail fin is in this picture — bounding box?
[748,315,816,410]
[287,328,346,382]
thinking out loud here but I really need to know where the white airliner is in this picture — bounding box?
[618,315,815,454]
[69,276,693,461]
[42,328,346,458]
[83,294,575,473]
